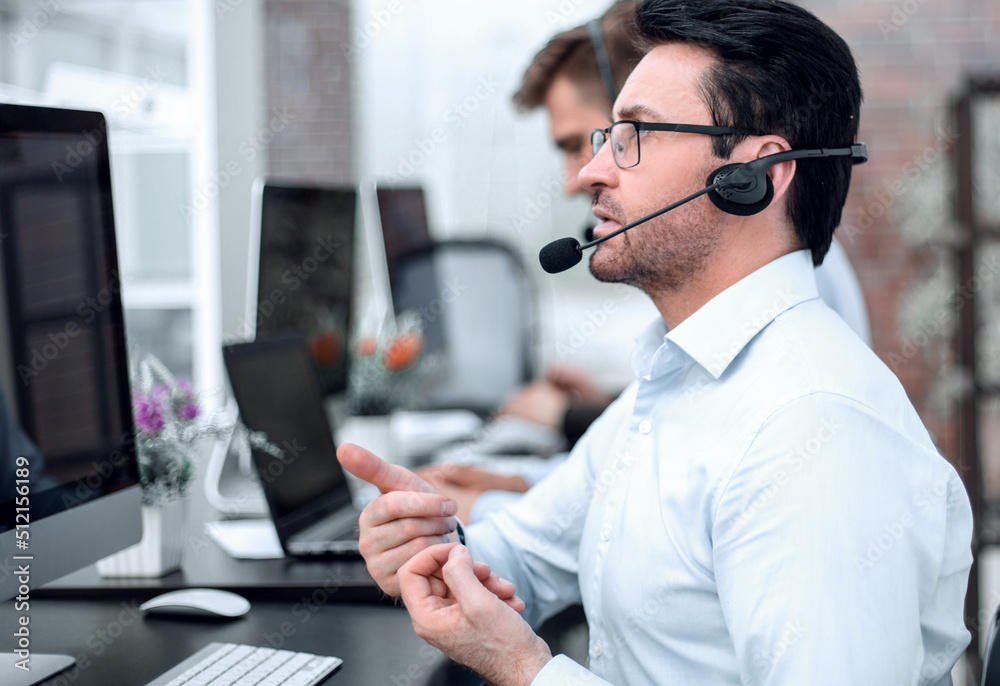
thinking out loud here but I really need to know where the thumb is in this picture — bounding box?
[442,545,496,611]
[337,442,435,495]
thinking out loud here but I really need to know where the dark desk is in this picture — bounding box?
[42,534,383,603]
[1,597,482,685]
[10,470,587,683]
[40,465,383,602]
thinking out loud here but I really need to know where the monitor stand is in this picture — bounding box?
[3,652,76,686]
[202,401,269,518]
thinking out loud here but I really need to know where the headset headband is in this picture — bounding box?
[586,17,618,104]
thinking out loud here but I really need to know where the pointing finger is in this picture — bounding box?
[337,442,436,494]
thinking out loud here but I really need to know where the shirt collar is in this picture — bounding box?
[632,250,819,381]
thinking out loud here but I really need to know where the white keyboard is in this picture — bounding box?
[144,642,342,686]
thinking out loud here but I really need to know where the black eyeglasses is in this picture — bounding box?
[591,120,761,169]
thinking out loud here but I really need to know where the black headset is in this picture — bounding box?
[587,17,619,104]
[706,143,868,216]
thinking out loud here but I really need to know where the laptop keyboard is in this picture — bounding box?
[143,642,342,686]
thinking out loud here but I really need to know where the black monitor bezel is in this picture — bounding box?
[0,103,141,589]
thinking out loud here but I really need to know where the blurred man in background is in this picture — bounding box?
[417,2,642,521]
[498,0,643,443]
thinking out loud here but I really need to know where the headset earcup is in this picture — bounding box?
[706,164,774,216]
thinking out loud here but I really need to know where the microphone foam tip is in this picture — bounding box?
[539,237,583,274]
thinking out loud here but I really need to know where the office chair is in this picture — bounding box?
[390,238,537,413]
[985,603,1000,685]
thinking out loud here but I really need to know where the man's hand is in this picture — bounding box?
[337,442,461,596]
[498,381,570,428]
[399,543,552,686]
[545,364,611,405]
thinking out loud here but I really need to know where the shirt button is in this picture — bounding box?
[638,419,652,434]
[590,640,603,658]
[600,526,612,541]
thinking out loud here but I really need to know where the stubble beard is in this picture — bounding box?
[588,188,724,297]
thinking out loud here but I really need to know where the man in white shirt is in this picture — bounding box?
[428,0,872,526]
[338,1,973,684]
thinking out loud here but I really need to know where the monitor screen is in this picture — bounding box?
[0,103,142,605]
[375,185,445,355]
[375,185,431,282]
[250,181,356,396]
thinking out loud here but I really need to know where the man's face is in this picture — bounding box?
[579,43,727,293]
[543,75,612,197]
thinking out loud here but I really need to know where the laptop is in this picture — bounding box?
[222,334,360,556]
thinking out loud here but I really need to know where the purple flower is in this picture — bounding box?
[133,391,166,435]
[175,377,193,398]
[177,402,200,421]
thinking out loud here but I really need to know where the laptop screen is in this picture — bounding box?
[222,335,351,529]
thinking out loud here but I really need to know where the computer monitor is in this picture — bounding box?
[374,185,432,283]
[246,180,356,396]
[374,184,445,355]
[0,103,142,684]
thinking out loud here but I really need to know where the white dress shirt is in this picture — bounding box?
[467,250,972,685]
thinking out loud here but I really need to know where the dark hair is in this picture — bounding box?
[634,0,863,265]
[513,1,643,111]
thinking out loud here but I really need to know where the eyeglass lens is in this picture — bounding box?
[591,122,639,168]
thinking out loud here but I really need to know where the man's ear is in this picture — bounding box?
[750,136,795,204]
[705,136,794,217]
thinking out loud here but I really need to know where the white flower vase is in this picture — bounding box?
[95,498,188,577]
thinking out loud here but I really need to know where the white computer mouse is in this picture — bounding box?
[140,588,251,618]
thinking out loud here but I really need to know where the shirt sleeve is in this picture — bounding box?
[467,385,636,629]
[469,489,523,523]
[465,448,590,628]
[531,655,614,685]
[712,393,972,685]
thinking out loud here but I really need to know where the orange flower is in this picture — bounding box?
[309,330,342,366]
[382,332,422,372]
[354,337,377,357]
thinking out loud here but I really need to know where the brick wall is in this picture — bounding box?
[264,0,354,184]
[803,0,1000,468]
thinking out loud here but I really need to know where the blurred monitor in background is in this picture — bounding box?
[375,185,432,284]
[248,180,356,396]
[375,184,447,357]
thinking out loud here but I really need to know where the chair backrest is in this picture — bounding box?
[984,604,1000,685]
[391,239,536,413]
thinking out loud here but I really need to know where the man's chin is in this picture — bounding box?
[588,250,627,284]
